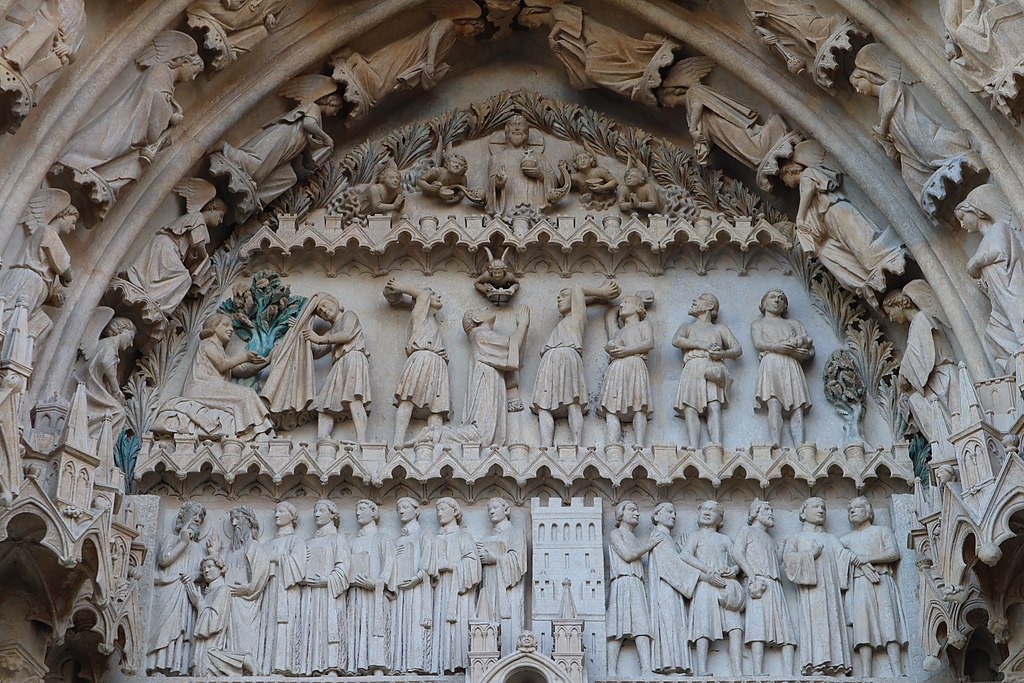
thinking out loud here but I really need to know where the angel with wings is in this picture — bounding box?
[113,178,225,335]
[74,309,136,438]
[208,74,341,223]
[186,0,294,71]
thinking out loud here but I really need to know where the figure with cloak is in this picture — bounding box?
[152,313,273,439]
[208,74,341,222]
[347,500,397,674]
[882,282,959,444]
[261,293,371,441]
[112,179,225,336]
[186,556,253,675]
[779,140,907,299]
[258,501,305,675]
[850,44,986,217]
[955,183,1024,368]
[297,500,349,675]
[186,0,292,71]
[392,497,435,674]
[73,314,135,438]
[732,499,797,676]
[428,497,481,674]
[475,497,527,655]
[486,114,570,218]
[840,497,907,676]
[0,0,86,133]
[782,497,853,676]
[607,500,663,676]
[519,2,679,108]
[646,503,706,675]
[0,188,76,343]
[331,1,483,123]
[147,501,207,675]
[532,280,620,447]
[657,57,800,190]
[50,31,203,221]
[598,292,655,447]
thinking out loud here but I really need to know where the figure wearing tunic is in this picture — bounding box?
[683,528,743,642]
[733,526,796,646]
[395,301,450,418]
[259,533,304,674]
[392,523,435,673]
[598,319,653,420]
[428,526,481,673]
[840,525,907,650]
[476,519,527,654]
[347,528,396,673]
[223,540,270,663]
[192,577,248,675]
[297,530,349,675]
[684,84,792,168]
[647,531,701,673]
[753,317,811,412]
[967,217,1024,362]
[607,527,651,639]
[313,309,373,417]
[457,318,522,445]
[674,322,739,414]
[0,208,71,337]
[783,528,853,675]
[532,313,586,416]
[147,538,206,673]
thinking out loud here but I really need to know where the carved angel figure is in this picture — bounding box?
[658,57,799,189]
[50,31,203,222]
[520,2,679,108]
[209,74,340,222]
[475,497,527,655]
[152,313,273,439]
[955,183,1024,367]
[0,0,86,133]
[532,279,620,446]
[882,281,958,444]
[392,497,435,674]
[751,289,814,446]
[112,179,225,336]
[779,140,907,298]
[672,293,742,448]
[486,114,570,218]
[186,0,291,71]
[429,497,481,674]
[0,187,76,342]
[332,159,407,222]
[567,149,618,210]
[742,0,866,90]
[598,292,655,446]
[617,159,660,214]
[347,500,396,674]
[297,500,349,676]
[331,5,482,124]
[850,44,986,217]
[607,500,662,675]
[74,313,135,438]
[417,148,484,206]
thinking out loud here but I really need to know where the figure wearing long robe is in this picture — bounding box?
[297,529,349,675]
[123,212,211,318]
[476,518,527,654]
[347,528,396,673]
[191,575,249,675]
[258,532,304,674]
[966,214,1024,362]
[147,532,206,673]
[393,521,435,673]
[900,309,958,442]
[223,538,270,664]
[683,84,792,168]
[428,525,481,673]
[73,322,133,438]
[743,0,844,66]
[840,525,907,652]
[733,525,796,647]
[187,0,288,68]
[647,530,701,673]
[486,124,563,217]
[0,0,86,99]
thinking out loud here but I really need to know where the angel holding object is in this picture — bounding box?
[417,142,485,206]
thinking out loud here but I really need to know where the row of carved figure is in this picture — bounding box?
[147,495,906,678]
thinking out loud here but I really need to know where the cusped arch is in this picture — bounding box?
[478,651,574,683]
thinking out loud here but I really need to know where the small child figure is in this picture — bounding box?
[568,149,618,210]
[367,160,406,213]
[417,149,485,205]
[618,159,660,214]
[474,246,520,305]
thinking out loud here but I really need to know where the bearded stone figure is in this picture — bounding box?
[486,114,570,217]
[212,505,269,673]
[475,497,527,655]
[392,497,435,674]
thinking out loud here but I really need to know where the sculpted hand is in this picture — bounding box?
[264,12,278,30]
[399,574,421,589]
[229,581,247,597]
[245,350,265,364]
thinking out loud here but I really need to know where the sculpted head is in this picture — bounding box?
[274,501,298,529]
[572,150,597,171]
[199,555,226,582]
[505,115,529,148]
[355,499,380,526]
[443,152,468,176]
[956,184,1012,234]
[849,44,904,96]
[200,313,234,344]
[881,290,916,324]
[697,500,724,529]
[799,497,827,526]
[436,496,463,525]
[487,497,512,524]
[747,499,774,528]
[614,500,640,528]
[173,501,206,539]
[397,496,420,523]
[315,294,341,322]
[848,496,874,525]
[313,499,340,528]
[228,505,260,549]
[652,502,676,529]
[759,288,788,316]
[689,293,719,321]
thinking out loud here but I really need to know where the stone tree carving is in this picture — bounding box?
[331,2,483,124]
[152,313,273,439]
[0,0,86,134]
[259,501,304,675]
[186,0,290,71]
[823,348,866,445]
[348,500,396,674]
[74,314,135,438]
[779,140,907,299]
[476,497,527,655]
[0,188,76,344]
[384,280,451,447]
[607,500,661,676]
[783,497,853,676]
[672,293,742,449]
[849,43,986,217]
[750,289,814,446]
[185,555,252,675]
[646,503,702,675]
[429,497,481,674]
[519,3,679,108]
[298,500,349,676]
[392,497,434,674]
[147,501,207,675]
[882,281,958,445]
[742,0,867,90]
[732,499,796,676]
[840,497,907,677]
[955,183,1024,368]
[208,74,341,223]
[486,114,570,218]
[598,292,655,447]
[50,31,203,222]
[532,280,620,447]
[682,500,744,677]
[111,179,225,337]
